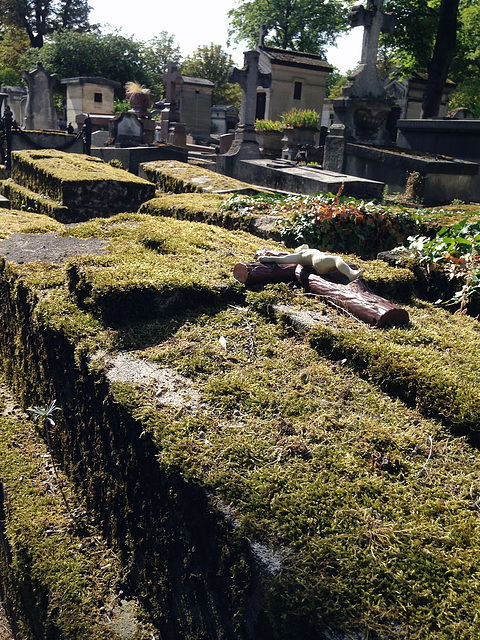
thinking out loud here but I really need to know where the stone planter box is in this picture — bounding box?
[256,129,283,159]
[281,128,318,160]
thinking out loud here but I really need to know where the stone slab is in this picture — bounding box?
[0,195,10,209]
[344,142,479,204]
[0,233,108,264]
[235,158,385,200]
[92,145,188,175]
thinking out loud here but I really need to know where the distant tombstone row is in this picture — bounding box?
[1,59,217,148]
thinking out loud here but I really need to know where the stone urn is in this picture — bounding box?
[128,91,153,113]
[257,129,284,159]
[125,82,153,114]
[281,127,318,160]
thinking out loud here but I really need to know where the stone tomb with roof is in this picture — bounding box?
[61,76,121,133]
[178,76,214,145]
[256,35,333,122]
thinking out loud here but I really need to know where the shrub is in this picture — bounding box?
[255,119,283,132]
[280,108,319,129]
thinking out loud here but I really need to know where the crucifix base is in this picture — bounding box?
[331,97,396,146]
[216,132,262,178]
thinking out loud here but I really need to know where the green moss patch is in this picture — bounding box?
[308,301,480,436]
[0,207,63,239]
[140,159,262,195]
[9,150,155,221]
[138,192,261,231]
[0,379,154,639]
[115,300,480,640]
[61,213,280,325]
[1,208,480,638]
[1,180,70,221]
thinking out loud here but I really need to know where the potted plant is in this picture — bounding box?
[125,81,153,113]
[280,108,320,160]
[255,119,284,158]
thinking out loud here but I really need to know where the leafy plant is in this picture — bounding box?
[395,217,480,312]
[219,189,417,258]
[28,399,71,513]
[280,108,319,129]
[255,119,283,132]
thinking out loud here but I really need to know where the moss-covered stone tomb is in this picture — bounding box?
[0,150,480,640]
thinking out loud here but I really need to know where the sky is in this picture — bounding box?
[88,0,363,75]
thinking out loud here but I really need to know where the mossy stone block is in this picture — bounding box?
[11,149,155,221]
[140,159,262,195]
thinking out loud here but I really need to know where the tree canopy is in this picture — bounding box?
[381,0,480,116]
[20,30,149,94]
[0,24,30,85]
[140,32,181,98]
[0,0,94,48]
[181,44,241,106]
[227,0,348,55]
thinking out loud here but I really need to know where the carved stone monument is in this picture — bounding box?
[159,62,186,146]
[345,0,396,99]
[324,0,397,171]
[216,50,271,175]
[109,112,144,147]
[22,62,59,131]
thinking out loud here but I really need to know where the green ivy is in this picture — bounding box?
[219,191,418,259]
[395,217,480,310]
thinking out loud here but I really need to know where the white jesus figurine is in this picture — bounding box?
[259,244,364,282]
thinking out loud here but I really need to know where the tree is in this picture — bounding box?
[140,32,182,99]
[20,30,149,95]
[446,0,480,116]
[0,24,30,84]
[180,44,241,106]
[422,0,460,117]
[381,0,474,117]
[381,0,440,73]
[0,0,94,48]
[325,68,350,98]
[227,0,348,55]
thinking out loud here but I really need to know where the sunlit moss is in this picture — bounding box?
[140,159,262,194]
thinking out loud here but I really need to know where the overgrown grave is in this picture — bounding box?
[0,197,480,640]
[0,375,157,640]
[140,159,261,195]
[0,149,155,222]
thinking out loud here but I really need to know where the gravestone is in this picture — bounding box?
[228,50,271,145]
[159,62,186,146]
[324,0,397,171]
[345,0,396,99]
[216,51,271,175]
[22,62,59,131]
[109,112,144,147]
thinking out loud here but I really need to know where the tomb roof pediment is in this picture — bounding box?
[258,46,333,72]
[181,76,215,87]
[61,77,122,89]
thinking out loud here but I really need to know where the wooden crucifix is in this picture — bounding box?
[234,249,409,328]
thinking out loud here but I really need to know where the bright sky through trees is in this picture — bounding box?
[88,0,362,74]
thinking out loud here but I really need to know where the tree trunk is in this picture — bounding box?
[422,0,460,118]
